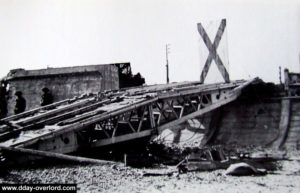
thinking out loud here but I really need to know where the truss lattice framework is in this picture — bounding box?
[83,82,253,148]
[1,78,258,155]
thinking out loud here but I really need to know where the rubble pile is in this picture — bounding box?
[1,158,300,193]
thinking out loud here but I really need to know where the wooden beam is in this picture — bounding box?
[157,83,239,100]
[0,99,111,140]
[0,146,114,165]
[57,99,111,126]
[2,97,96,130]
[1,99,71,122]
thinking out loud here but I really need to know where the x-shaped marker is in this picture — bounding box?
[198,19,230,83]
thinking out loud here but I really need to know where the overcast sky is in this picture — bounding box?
[0,0,299,84]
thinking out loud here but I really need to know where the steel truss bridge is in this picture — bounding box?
[0,78,257,156]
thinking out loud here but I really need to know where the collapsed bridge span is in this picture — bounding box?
[0,78,258,163]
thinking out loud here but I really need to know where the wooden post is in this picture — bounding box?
[166,44,170,84]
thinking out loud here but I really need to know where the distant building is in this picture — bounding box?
[3,63,145,116]
[5,63,120,116]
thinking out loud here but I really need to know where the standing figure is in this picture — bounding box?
[14,91,26,114]
[41,88,53,106]
[0,80,8,118]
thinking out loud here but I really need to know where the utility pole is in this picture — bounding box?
[279,66,282,85]
[166,44,170,84]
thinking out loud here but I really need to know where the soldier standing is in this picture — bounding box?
[41,88,53,106]
[14,91,26,114]
[0,80,8,118]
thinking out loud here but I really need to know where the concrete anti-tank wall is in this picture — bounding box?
[284,102,300,149]
[212,100,282,147]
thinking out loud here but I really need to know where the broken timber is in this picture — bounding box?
[0,146,113,165]
[0,78,258,163]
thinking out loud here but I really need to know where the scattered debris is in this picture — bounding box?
[178,145,230,172]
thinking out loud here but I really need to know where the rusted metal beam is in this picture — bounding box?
[3,97,97,130]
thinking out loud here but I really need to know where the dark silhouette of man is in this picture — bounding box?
[41,88,53,106]
[14,91,26,114]
[0,80,8,118]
